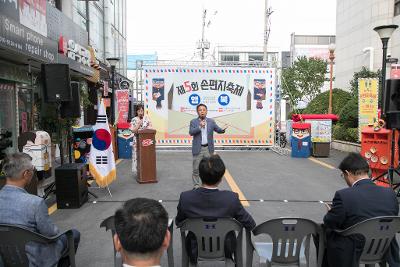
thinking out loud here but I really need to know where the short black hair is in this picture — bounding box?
[196,104,207,111]
[199,155,226,185]
[114,198,168,255]
[338,152,369,176]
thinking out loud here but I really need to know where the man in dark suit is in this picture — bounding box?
[189,104,227,188]
[323,152,400,267]
[176,154,256,263]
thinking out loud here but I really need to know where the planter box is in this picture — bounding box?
[331,140,361,153]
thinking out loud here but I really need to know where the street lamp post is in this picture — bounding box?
[373,25,398,112]
[106,57,120,125]
[328,43,335,114]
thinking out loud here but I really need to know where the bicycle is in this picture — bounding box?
[275,130,287,148]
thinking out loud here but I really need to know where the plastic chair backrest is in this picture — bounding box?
[252,218,320,265]
[0,224,73,267]
[336,216,400,264]
[179,217,243,261]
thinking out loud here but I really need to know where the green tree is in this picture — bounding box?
[349,66,381,97]
[303,88,352,115]
[281,56,327,106]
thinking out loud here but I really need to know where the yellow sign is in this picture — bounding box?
[358,78,379,139]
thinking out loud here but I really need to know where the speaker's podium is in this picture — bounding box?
[136,129,157,183]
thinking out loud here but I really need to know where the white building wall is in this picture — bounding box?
[335,0,395,90]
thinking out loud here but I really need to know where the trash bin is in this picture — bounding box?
[291,123,311,158]
[117,122,134,159]
[312,142,330,157]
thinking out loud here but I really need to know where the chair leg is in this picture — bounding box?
[365,264,376,267]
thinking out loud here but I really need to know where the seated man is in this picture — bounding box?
[176,154,256,263]
[114,198,170,267]
[0,152,80,267]
[323,152,400,267]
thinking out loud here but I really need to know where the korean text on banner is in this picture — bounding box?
[358,78,379,139]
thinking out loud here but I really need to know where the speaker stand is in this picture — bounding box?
[42,101,63,200]
[372,129,400,196]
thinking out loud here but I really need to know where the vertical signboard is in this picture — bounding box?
[358,78,379,139]
[116,89,130,123]
[144,66,276,146]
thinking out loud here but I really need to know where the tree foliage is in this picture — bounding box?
[281,56,328,106]
[349,66,380,97]
[338,97,358,128]
[303,88,352,115]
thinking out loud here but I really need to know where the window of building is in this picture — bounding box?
[89,3,105,60]
[249,53,263,62]
[221,54,240,62]
[395,0,400,16]
[72,0,87,31]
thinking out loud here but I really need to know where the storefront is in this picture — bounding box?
[0,1,94,154]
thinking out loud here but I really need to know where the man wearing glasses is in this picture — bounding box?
[0,152,80,267]
[323,152,399,267]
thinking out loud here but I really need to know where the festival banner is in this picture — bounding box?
[89,100,116,187]
[358,78,379,140]
[116,89,130,123]
[143,66,276,146]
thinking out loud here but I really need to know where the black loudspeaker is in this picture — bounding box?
[42,64,71,102]
[55,163,88,209]
[61,82,81,118]
[384,79,400,129]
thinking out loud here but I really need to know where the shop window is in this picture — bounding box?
[18,88,33,134]
[0,82,17,152]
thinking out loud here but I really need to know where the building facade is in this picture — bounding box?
[216,46,280,68]
[335,0,397,89]
[0,0,128,157]
[289,33,336,94]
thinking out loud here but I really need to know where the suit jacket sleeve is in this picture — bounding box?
[175,194,186,227]
[189,119,201,136]
[232,193,256,230]
[323,191,346,230]
[213,120,225,134]
[35,200,60,237]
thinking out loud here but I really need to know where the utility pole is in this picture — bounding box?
[263,0,272,63]
[201,9,207,60]
[197,9,214,60]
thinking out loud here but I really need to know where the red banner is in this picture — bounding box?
[116,90,130,123]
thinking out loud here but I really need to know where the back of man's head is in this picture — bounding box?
[338,152,369,176]
[199,154,226,186]
[2,152,32,180]
[114,198,169,263]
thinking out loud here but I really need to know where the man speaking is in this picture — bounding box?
[189,104,227,188]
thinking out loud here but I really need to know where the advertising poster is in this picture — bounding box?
[358,78,378,139]
[305,119,332,143]
[144,66,276,146]
[19,0,47,37]
[116,89,129,123]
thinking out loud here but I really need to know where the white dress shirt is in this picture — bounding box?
[201,119,208,145]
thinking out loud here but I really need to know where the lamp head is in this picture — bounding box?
[106,57,120,67]
[374,25,398,40]
[328,43,336,53]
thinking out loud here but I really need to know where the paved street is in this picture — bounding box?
[51,149,348,266]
